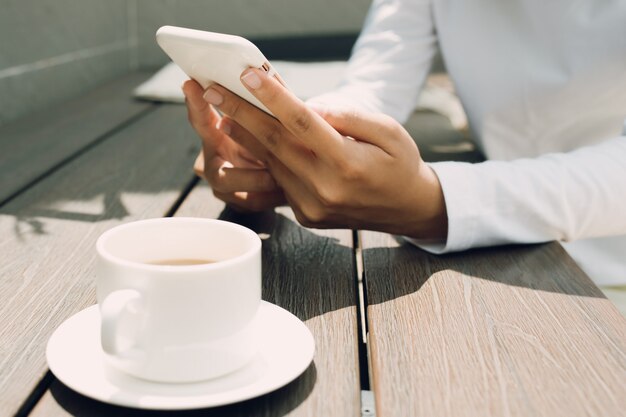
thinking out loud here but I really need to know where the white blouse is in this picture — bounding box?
[312,0,626,285]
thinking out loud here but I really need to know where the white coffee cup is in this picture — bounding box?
[95,217,262,383]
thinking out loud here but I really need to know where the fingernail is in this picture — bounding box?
[241,70,262,89]
[218,119,231,135]
[203,88,223,105]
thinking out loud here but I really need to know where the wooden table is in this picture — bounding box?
[1,73,625,417]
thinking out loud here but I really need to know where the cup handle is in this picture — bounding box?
[100,289,142,355]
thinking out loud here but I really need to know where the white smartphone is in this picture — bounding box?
[156,25,286,115]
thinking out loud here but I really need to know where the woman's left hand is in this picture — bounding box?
[203,68,448,240]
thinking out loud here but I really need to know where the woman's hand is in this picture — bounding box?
[199,68,448,239]
[182,79,286,211]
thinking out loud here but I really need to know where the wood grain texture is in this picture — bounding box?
[31,182,361,417]
[0,73,153,204]
[0,104,200,416]
[361,231,626,417]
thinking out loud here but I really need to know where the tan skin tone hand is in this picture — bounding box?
[182,69,448,240]
[182,80,286,211]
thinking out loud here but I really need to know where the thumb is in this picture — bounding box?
[307,103,408,149]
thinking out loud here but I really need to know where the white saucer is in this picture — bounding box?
[46,302,315,410]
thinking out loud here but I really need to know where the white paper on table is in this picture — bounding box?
[133,61,349,103]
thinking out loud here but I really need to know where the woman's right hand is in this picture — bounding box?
[182,79,286,211]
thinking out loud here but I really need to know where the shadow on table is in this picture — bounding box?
[49,362,317,416]
[362,234,606,305]
[218,207,357,322]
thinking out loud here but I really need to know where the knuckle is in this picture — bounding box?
[262,84,280,102]
[212,188,224,201]
[207,168,223,190]
[382,114,404,135]
[260,122,283,148]
[229,99,242,118]
[193,165,205,179]
[287,111,311,135]
[293,209,314,228]
[380,113,396,125]
[221,95,241,118]
[339,159,364,182]
[315,185,340,208]
[342,108,359,123]
[329,107,357,128]
[300,203,327,224]
[193,157,204,175]
[212,190,239,209]
[391,123,406,138]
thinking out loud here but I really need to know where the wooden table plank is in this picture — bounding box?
[31,182,362,417]
[362,231,626,417]
[179,187,362,416]
[0,72,154,205]
[0,104,200,416]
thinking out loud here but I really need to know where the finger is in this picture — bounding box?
[182,79,209,111]
[217,116,271,163]
[207,157,278,193]
[183,80,224,155]
[230,143,328,226]
[186,81,267,173]
[219,115,323,186]
[207,75,343,158]
[213,190,287,212]
[207,115,319,218]
[193,150,206,179]
[310,105,411,153]
[311,104,416,155]
[217,117,271,164]
[239,68,344,150]
[206,85,326,179]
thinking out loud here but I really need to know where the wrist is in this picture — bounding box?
[406,164,448,240]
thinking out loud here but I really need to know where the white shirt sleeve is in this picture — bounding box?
[412,136,626,253]
[308,0,437,123]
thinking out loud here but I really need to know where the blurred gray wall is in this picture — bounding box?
[136,0,371,68]
[0,0,132,125]
[0,0,371,126]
